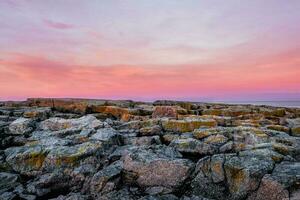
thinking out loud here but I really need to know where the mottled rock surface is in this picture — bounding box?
[0,98,300,199]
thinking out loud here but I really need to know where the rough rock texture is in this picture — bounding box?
[0,98,300,199]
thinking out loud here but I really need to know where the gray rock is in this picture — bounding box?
[0,172,20,194]
[224,154,274,200]
[91,128,120,144]
[123,146,194,191]
[39,115,103,131]
[90,161,123,196]
[169,138,215,156]
[43,141,103,170]
[5,145,48,175]
[8,118,35,135]
[286,118,300,136]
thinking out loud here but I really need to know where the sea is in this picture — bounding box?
[215,101,300,108]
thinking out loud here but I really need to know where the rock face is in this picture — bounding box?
[0,98,300,199]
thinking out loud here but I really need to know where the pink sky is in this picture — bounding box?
[0,0,300,101]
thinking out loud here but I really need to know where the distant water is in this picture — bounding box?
[215,101,300,108]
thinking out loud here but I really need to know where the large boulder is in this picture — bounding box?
[39,115,103,131]
[190,153,274,200]
[169,138,215,156]
[248,162,300,200]
[23,107,52,120]
[8,118,35,135]
[162,119,217,133]
[90,128,121,144]
[5,145,48,175]
[152,106,187,118]
[43,141,104,170]
[224,154,274,200]
[286,118,300,136]
[190,155,227,199]
[90,106,138,121]
[90,161,123,197]
[122,146,194,191]
[0,172,20,194]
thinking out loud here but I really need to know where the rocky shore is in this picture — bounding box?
[0,98,300,200]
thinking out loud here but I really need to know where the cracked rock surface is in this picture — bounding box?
[0,98,300,200]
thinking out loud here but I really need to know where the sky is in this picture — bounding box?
[0,0,300,101]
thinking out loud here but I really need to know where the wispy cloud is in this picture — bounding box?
[43,19,74,30]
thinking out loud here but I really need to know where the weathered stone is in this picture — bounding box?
[53,193,89,200]
[162,119,217,133]
[152,106,187,118]
[28,98,89,114]
[203,134,228,146]
[247,174,289,200]
[5,145,48,175]
[23,107,52,120]
[90,161,123,196]
[0,172,20,194]
[224,154,274,199]
[266,125,289,133]
[169,138,215,156]
[124,136,161,146]
[43,141,103,170]
[139,125,162,136]
[287,118,300,136]
[90,106,138,121]
[90,128,120,144]
[123,146,194,190]
[39,115,103,131]
[190,156,227,199]
[95,188,136,200]
[8,118,35,135]
[1,99,300,199]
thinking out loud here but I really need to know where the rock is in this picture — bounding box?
[123,146,194,191]
[0,191,18,200]
[190,156,227,199]
[39,115,103,131]
[140,194,179,200]
[0,172,20,194]
[1,99,300,199]
[23,107,52,120]
[152,106,187,118]
[26,171,72,197]
[169,138,215,156]
[91,106,138,121]
[260,108,286,117]
[5,145,48,175]
[266,125,289,133]
[222,107,252,117]
[287,118,300,136]
[139,125,162,136]
[248,162,300,200]
[8,118,35,135]
[90,128,121,144]
[224,154,274,199]
[162,119,217,133]
[90,161,123,196]
[203,134,228,146]
[247,174,289,200]
[124,136,161,146]
[43,141,104,170]
[95,188,136,200]
[52,193,89,200]
[28,98,90,114]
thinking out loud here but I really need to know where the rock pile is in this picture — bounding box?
[0,98,300,200]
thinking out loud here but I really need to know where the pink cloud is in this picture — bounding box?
[0,49,299,101]
[43,19,74,30]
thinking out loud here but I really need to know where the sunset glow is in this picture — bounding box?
[1,0,300,101]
